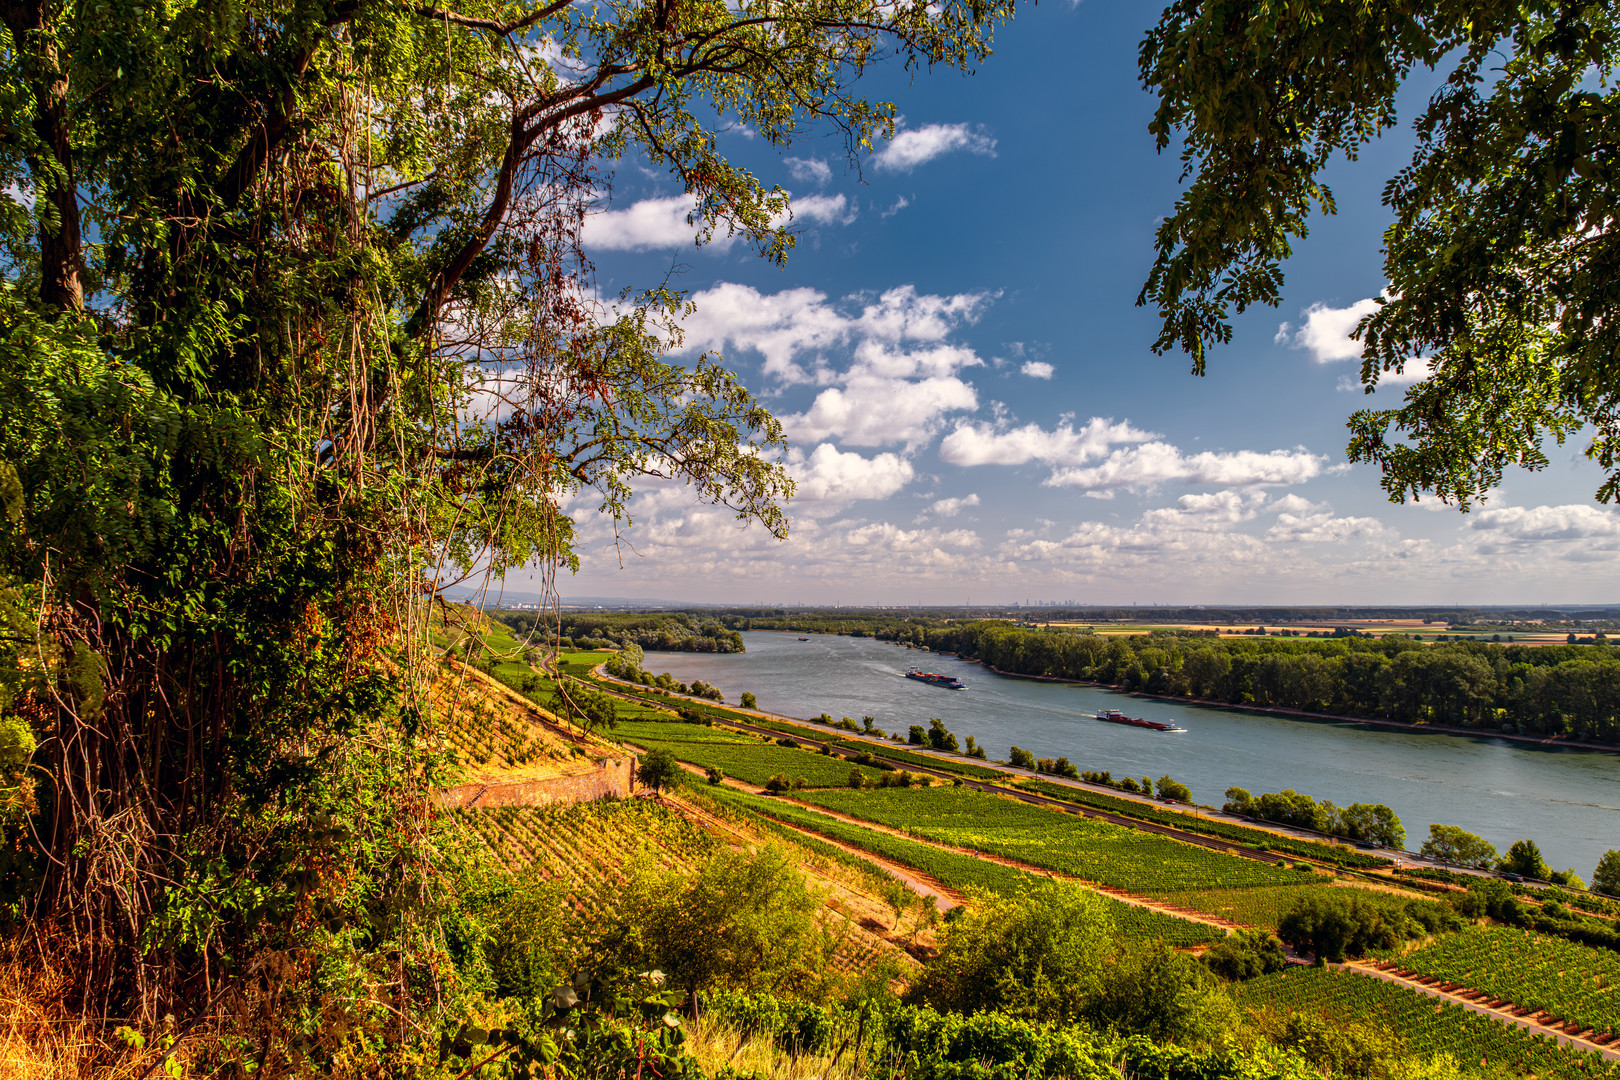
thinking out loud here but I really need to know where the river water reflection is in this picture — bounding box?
[649,631,1619,874]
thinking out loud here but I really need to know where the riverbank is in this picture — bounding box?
[956,657,1620,756]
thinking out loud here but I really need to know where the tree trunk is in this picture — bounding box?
[1,0,84,311]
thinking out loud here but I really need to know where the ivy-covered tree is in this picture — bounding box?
[1139,1,1620,505]
[0,0,1013,1048]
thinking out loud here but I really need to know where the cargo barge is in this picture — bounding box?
[1095,708,1184,732]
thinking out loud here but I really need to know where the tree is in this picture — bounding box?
[1594,850,1620,897]
[1500,839,1553,881]
[1009,746,1036,770]
[1203,929,1287,982]
[1420,824,1499,869]
[613,846,825,1000]
[1138,2,1620,505]
[1156,775,1192,803]
[908,724,928,746]
[907,882,1115,1023]
[927,717,959,752]
[740,693,758,710]
[1335,803,1406,850]
[636,749,683,794]
[1278,894,1397,964]
[0,0,1014,1030]
[705,766,725,786]
[1223,787,1256,816]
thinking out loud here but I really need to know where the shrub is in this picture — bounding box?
[1203,929,1287,981]
[1008,746,1036,770]
[706,766,725,786]
[741,692,758,709]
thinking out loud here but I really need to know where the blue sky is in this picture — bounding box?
[513,0,1620,606]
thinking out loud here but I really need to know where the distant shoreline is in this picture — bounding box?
[947,656,1620,755]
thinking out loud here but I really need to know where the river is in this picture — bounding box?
[646,631,1619,875]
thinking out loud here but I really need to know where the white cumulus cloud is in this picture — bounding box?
[1020,360,1055,380]
[1276,297,1380,363]
[583,190,854,253]
[785,375,978,448]
[939,417,1156,468]
[679,283,992,383]
[788,443,915,513]
[928,493,980,518]
[1468,504,1620,543]
[873,123,996,172]
[785,156,832,186]
[1046,444,1326,493]
[583,195,705,251]
[792,192,856,226]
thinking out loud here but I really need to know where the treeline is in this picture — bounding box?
[910,623,1620,743]
[726,612,959,639]
[499,611,745,653]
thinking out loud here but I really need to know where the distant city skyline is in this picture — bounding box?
[505,0,1620,605]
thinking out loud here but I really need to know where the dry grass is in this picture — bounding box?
[685,1016,871,1080]
[0,938,142,1080]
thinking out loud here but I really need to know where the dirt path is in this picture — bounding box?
[1338,961,1620,1062]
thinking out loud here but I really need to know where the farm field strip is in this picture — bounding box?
[1394,925,1620,1037]
[796,786,1309,896]
[1236,966,1619,1079]
[701,785,1220,947]
[613,719,762,745]
[1013,778,1392,869]
[625,734,889,788]
[457,801,716,914]
[1154,883,1423,931]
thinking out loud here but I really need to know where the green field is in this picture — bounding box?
[1396,925,1620,1036]
[1235,966,1618,1079]
[1014,778,1392,869]
[797,786,1309,895]
[701,786,1219,947]
[459,799,717,909]
[624,731,889,787]
[614,719,760,744]
[1153,883,1422,931]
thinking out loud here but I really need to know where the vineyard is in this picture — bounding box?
[1236,966,1620,1080]
[624,731,890,787]
[1154,883,1423,931]
[798,786,1311,895]
[700,786,1220,947]
[1395,925,1620,1037]
[457,799,720,926]
[1014,778,1393,869]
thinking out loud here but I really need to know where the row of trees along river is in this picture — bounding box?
[697,616,1620,744]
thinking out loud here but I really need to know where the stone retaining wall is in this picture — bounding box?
[441,753,637,809]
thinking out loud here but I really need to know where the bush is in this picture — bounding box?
[1203,929,1287,981]
[706,766,725,786]
[1278,894,1399,964]
[1008,746,1036,770]
[741,692,758,709]
[764,774,790,795]
[907,881,1115,1022]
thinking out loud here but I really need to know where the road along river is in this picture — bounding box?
[647,631,1620,875]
